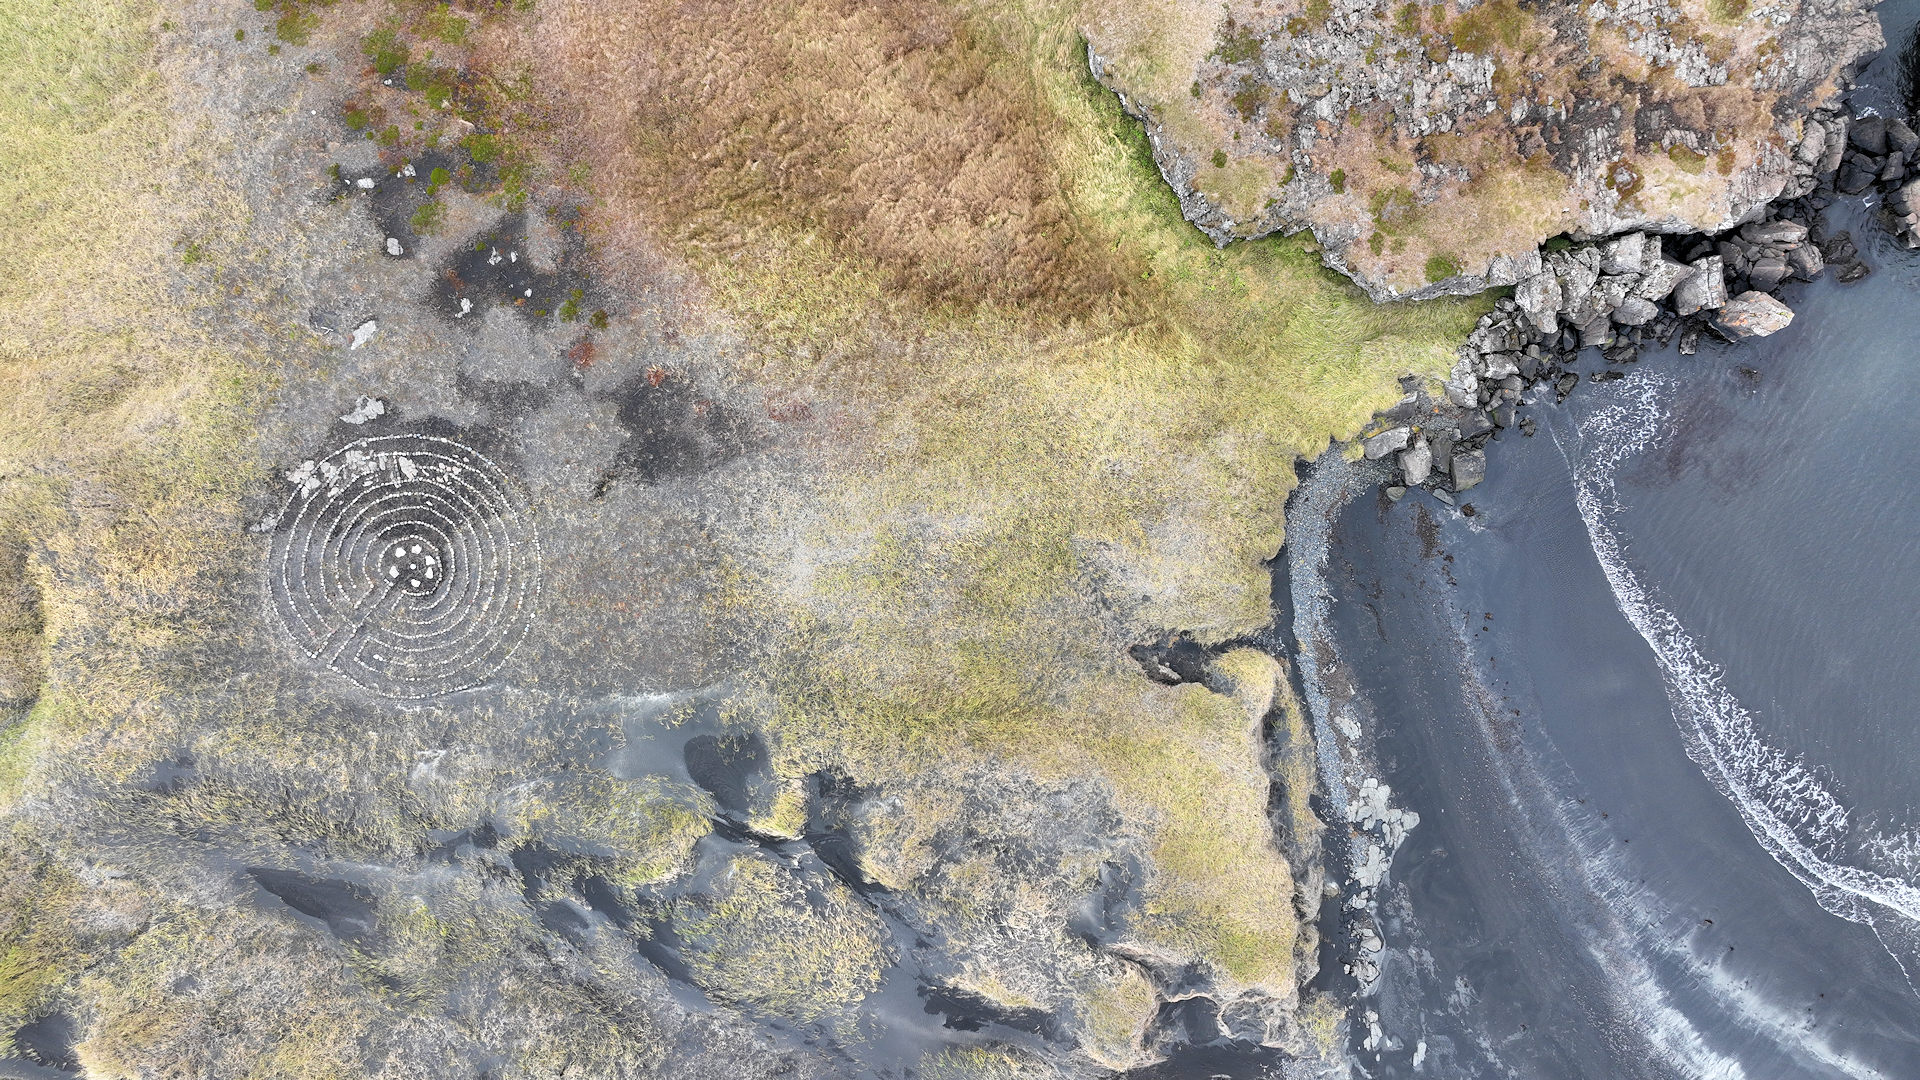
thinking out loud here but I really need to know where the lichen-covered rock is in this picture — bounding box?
[1714,290,1796,336]
[1085,0,1881,299]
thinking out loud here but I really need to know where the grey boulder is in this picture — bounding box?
[1364,426,1413,459]
[1713,291,1795,337]
[1612,295,1660,326]
[1787,243,1825,280]
[1515,271,1563,333]
[1399,441,1433,486]
[1672,256,1728,315]
[1747,255,1791,292]
[1601,232,1658,275]
[1451,449,1487,493]
[1891,117,1920,156]
[1634,258,1694,302]
[1849,114,1889,155]
[1739,219,1808,247]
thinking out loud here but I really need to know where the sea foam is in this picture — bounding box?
[1562,373,1920,991]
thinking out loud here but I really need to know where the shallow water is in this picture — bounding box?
[1292,173,1920,1080]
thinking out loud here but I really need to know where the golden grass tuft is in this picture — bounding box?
[671,851,893,1021]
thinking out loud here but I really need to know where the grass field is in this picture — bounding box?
[511,0,1489,995]
[0,0,1493,1067]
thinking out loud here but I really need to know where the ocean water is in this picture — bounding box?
[1291,170,1920,1078]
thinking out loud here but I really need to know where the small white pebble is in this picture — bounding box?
[355,177,375,189]
[385,237,404,257]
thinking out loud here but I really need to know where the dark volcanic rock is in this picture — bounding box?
[1451,449,1487,493]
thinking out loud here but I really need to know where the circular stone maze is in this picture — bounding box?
[266,434,541,698]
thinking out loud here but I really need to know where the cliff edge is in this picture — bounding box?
[1085,0,1882,299]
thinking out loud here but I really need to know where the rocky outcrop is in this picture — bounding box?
[1370,181,1841,500]
[1085,0,1882,300]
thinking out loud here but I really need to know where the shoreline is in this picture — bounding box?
[1266,51,1920,1066]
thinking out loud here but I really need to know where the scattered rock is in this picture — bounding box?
[1363,426,1412,460]
[1398,441,1432,486]
[1451,449,1486,493]
[1713,292,1795,338]
[1747,255,1791,292]
[1849,115,1888,156]
[348,319,379,350]
[1671,256,1728,315]
[1612,295,1659,327]
[385,237,405,257]
[339,396,387,425]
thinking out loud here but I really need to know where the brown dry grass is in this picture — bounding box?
[504,0,1143,322]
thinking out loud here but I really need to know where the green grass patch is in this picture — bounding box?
[408,200,444,234]
[1707,0,1749,23]
[1228,75,1269,120]
[1425,252,1461,281]
[425,3,470,44]
[1667,143,1708,173]
[1450,0,1530,54]
[1369,184,1416,230]
[362,26,409,76]
[671,852,891,1020]
[274,7,317,46]
[459,131,503,163]
[1210,23,1263,64]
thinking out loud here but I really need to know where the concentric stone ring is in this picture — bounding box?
[267,434,540,698]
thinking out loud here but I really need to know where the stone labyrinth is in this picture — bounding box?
[267,434,541,698]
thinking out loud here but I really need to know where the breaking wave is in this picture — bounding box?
[1561,374,1920,988]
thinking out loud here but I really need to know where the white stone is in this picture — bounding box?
[340,396,387,425]
[385,237,404,256]
[348,319,379,350]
